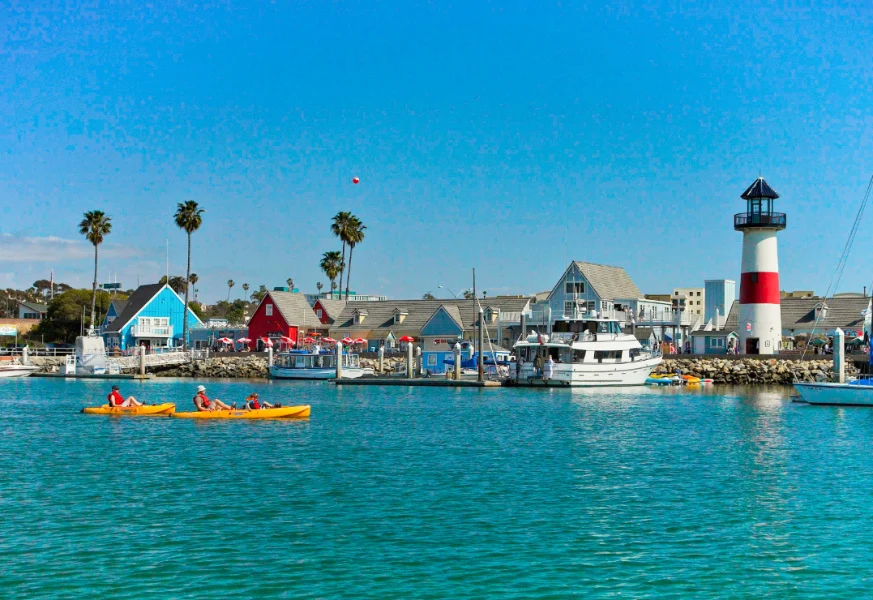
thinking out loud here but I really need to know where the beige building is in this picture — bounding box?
[673,287,705,318]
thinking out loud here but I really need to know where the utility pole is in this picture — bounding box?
[474,268,484,382]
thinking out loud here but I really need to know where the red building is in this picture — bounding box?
[247,291,319,350]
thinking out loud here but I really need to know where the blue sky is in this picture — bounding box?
[2,1,873,302]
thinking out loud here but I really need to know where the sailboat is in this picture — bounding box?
[794,177,873,406]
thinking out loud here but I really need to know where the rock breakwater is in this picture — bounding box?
[652,357,853,385]
[153,356,409,378]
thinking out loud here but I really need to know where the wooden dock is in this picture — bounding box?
[31,373,154,380]
[335,377,502,388]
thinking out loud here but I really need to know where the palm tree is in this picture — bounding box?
[320,251,342,295]
[286,277,294,291]
[174,200,204,350]
[227,279,235,301]
[344,217,366,299]
[316,281,323,295]
[78,210,112,329]
[189,273,199,301]
[331,212,354,292]
[242,283,250,299]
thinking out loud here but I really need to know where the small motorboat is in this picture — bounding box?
[81,403,176,416]
[0,364,39,378]
[172,405,311,419]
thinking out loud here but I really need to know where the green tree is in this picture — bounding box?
[227,279,235,301]
[189,301,204,321]
[344,216,366,299]
[463,290,475,299]
[331,212,354,293]
[160,275,188,294]
[251,285,268,303]
[320,251,342,294]
[174,200,204,350]
[286,277,294,291]
[36,288,115,343]
[242,283,250,299]
[422,292,436,300]
[78,210,112,329]
[316,281,323,294]
[188,273,199,301]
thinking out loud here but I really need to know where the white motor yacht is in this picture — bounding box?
[512,316,661,387]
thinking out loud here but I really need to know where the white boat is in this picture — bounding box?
[0,364,39,378]
[512,317,662,387]
[794,381,873,406]
[270,350,365,380]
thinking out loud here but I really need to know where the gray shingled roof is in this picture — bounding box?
[723,296,869,333]
[331,297,531,334]
[315,298,347,322]
[103,284,164,333]
[18,300,47,313]
[741,177,779,200]
[110,299,128,315]
[573,261,643,300]
[264,291,320,327]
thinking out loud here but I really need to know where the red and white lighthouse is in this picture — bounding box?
[735,177,785,355]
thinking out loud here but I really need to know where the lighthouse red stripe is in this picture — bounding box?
[740,272,780,304]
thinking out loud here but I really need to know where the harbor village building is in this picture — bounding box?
[102,283,203,351]
[312,298,348,328]
[247,291,323,350]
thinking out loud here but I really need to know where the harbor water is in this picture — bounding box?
[3,378,873,598]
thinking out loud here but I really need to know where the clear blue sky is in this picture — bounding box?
[2,2,873,302]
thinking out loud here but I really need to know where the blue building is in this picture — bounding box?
[101,298,128,331]
[102,283,203,351]
[704,279,736,328]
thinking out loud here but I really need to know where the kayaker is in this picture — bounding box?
[108,385,143,408]
[193,385,234,411]
[245,393,279,410]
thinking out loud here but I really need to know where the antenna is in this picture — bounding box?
[165,240,169,283]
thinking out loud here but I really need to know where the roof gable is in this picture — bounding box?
[547,261,642,302]
[331,297,530,332]
[255,291,317,327]
[421,305,465,336]
[315,298,347,321]
[103,284,165,332]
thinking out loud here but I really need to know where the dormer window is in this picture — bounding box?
[393,309,408,324]
[814,302,828,322]
[354,309,368,325]
[483,308,497,323]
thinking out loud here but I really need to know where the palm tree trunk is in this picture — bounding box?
[90,243,98,330]
[345,246,354,300]
[227,286,231,301]
[339,242,346,299]
[182,232,191,350]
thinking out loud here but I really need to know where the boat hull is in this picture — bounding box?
[81,403,176,416]
[794,382,873,406]
[173,405,311,419]
[0,366,39,378]
[513,356,662,387]
[269,367,365,380]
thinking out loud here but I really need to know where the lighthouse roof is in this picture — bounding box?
[740,177,779,200]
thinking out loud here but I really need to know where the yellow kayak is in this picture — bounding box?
[172,405,311,419]
[82,403,176,416]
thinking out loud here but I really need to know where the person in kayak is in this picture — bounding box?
[244,393,280,410]
[108,385,143,408]
[193,385,234,411]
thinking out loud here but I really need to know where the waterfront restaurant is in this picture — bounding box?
[247,290,322,350]
[102,283,203,351]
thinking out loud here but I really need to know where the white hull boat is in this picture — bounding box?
[794,382,873,406]
[0,364,39,378]
[512,320,662,387]
[270,350,365,380]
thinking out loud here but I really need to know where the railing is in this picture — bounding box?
[734,212,787,230]
[131,325,173,337]
[0,347,76,357]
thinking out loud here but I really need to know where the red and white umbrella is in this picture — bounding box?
[323,337,337,344]
[399,335,415,343]
[236,337,251,343]
[260,337,274,347]
[279,336,294,343]
[354,338,367,345]
[217,337,233,344]
[303,337,315,344]
[341,337,354,344]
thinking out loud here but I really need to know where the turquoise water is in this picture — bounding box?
[2,379,872,598]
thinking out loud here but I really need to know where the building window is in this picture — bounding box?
[563,301,575,316]
[427,354,437,366]
[316,309,323,319]
[266,304,273,316]
[394,314,401,324]
[697,291,701,296]
[710,338,725,348]
[565,281,584,295]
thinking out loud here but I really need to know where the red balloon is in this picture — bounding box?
[352,177,360,184]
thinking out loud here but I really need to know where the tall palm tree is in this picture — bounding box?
[320,251,342,295]
[316,281,323,295]
[344,217,366,300]
[242,283,250,301]
[286,277,294,291]
[78,210,112,330]
[189,273,199,301]
[331,211,354,292]
[227,279,235,301]
[174,200,204,350]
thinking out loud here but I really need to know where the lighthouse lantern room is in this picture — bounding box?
[735,177,786,355]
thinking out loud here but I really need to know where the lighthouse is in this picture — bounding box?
[735,177,785,355]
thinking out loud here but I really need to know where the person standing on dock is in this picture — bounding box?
[544,356,554,382]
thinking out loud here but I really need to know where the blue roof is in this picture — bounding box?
[740,177,779,200]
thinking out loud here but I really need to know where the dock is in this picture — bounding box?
[336,377,502,388]
[31,373,155,380]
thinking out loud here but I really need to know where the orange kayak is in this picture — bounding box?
[82,403,176,416]
[172,405,311,419]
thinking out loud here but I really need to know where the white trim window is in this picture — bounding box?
[266,304,273,316]
[316,309,323,319]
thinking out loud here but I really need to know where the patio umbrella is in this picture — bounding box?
[399,335,415,343]
[303,337,315,344]
[810,338,826,346]
[236,337,251,343]
[279,336,294,344]
[323,337,337,344]
[341,337,354,344]
[260,337,274,347]
[354,338,367,345]
[308,332,322,337]
[217,337,233,344]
